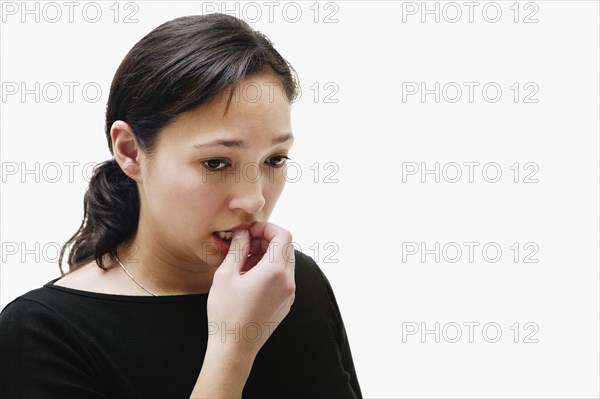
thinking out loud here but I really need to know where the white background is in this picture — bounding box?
[1,1,599,398]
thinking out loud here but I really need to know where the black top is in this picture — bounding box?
[0,250,362,399]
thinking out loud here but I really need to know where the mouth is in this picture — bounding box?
[215,231,234,241]
[212,222,257,253]
[212,231,233,253]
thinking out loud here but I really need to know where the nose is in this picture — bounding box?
[228,173,266,215]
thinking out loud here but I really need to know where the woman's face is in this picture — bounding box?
[137,72,293,267]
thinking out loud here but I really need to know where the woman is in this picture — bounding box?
[0,13,361,399]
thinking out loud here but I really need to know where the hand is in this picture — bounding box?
[206,222,296,361]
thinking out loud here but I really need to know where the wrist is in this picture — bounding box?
[191,342,256,399]
[205,336,258,369]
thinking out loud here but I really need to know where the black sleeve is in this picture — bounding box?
[316,265,363,399]
[0,298,110,399]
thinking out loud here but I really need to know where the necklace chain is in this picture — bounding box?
[115,255,158,296]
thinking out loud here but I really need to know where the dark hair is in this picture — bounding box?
[58,13,299,275]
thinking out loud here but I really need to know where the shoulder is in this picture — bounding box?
[293,249,331,291]
[291,249,341,315]
[0,283,109,397]
[0,286,82,359]
[0,283,67,329]
[0,280,109,362]
[0,271,110,332]
[294,248,332,279]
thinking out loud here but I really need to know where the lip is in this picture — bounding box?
[216,221,258,233]
[212,222,258,253]
[212,232,232,253]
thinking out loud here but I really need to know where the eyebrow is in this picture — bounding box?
[192,133,294,150]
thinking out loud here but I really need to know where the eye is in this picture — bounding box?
[268,155,290,168]
[202,159,230,171]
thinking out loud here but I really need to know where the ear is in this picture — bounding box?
[110,120,142,183]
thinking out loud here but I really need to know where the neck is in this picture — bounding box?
[115,223,218,295]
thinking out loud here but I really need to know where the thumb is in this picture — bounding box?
[222,229,250,272]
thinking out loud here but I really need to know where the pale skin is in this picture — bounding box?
[54,72,297,398]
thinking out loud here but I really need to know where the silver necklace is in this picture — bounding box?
[115,255,158,296]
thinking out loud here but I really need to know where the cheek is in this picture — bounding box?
[144,164,224,226]
[263,177,286,211]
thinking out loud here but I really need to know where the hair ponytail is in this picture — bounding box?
[59,159,139,274]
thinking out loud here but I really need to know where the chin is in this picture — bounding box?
[198,243,224,262]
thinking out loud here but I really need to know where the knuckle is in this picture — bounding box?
[285,280,296,296]
[267,268,292,287]
[269,269,286,283]
[212,268,224,279]
[213,266,232,279]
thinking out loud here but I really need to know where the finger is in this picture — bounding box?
[239,237,270,273]
[248,221,280,243]
[249,223,294,268]
[222,229,250,273]
[285,244,296,279]
[248,236,269,257]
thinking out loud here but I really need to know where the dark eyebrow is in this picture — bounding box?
[192,133,294,150]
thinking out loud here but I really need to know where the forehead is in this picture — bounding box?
[158,73,292,146]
